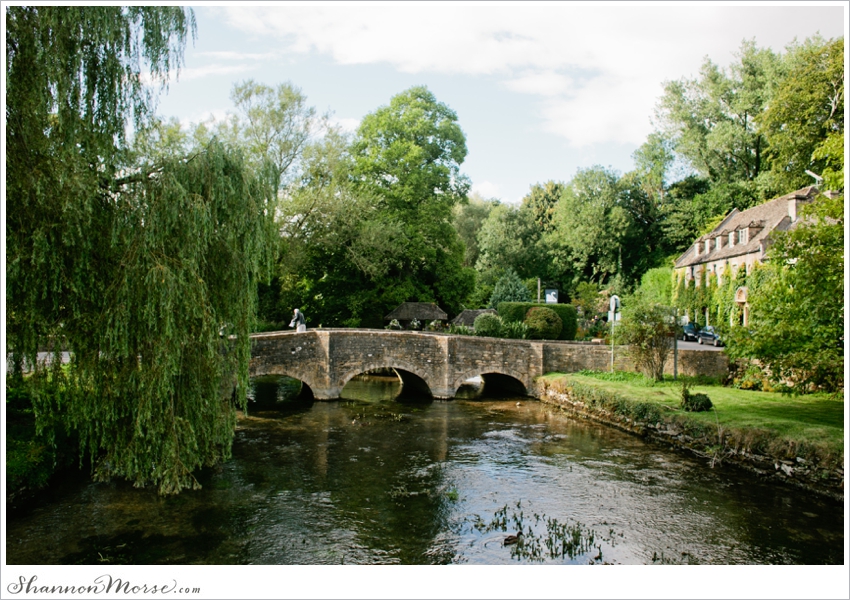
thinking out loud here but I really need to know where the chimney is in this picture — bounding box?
[788,198,799,222]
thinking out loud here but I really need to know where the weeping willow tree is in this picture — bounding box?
[6,7,276,493]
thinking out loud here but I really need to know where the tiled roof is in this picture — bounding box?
[384,302,448,321]
[674,186,820,269]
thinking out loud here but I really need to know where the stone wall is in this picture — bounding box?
[542,341,729,379]
[250,330,729,399]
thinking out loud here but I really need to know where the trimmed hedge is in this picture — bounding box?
[498,302,577,340]
[524,307,562,340]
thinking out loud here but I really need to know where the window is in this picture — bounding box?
[729,231,735,247]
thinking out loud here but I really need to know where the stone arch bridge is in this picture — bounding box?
[250,329,571,399]
[250,328,729,400]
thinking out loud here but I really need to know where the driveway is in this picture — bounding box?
[677,340,725,352]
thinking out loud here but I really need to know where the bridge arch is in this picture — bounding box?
[249,365,319,401]
[451,368,530,398]
[337,361,435,398]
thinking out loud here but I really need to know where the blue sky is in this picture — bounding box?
[155,3,845,204]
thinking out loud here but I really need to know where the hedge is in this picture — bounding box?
[524,306,563,340]
[497,302,577,340]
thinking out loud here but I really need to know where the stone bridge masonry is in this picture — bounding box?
[249,329,729,400]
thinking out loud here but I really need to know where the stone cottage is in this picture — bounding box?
[673,186,825,326]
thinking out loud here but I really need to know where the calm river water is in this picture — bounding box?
[5,374,844,565]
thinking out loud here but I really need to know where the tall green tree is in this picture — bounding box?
[229,80,321,195]
[452,192,498,268]
[7,7,277,493]
[342,86,475,323]
[656,40,780,188]
[521,180,565,233]
[548,166,653,288]
[476,203,550,280]
[760,37,844,195]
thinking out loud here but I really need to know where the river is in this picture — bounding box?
[4,374,844,566]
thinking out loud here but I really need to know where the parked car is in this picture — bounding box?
[680,323,699,342]
[697,325,723,346]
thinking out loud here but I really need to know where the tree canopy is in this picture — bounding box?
[7,7,278,493]
[724,194,844,393]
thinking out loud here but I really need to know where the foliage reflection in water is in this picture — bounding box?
[5,373,844,565]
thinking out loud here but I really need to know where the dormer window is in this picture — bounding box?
[728,231,735,247]
[704,240,711,254]
[715,237,722,251]
[737,228,747,245]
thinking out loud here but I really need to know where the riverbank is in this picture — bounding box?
[535,372,845,501]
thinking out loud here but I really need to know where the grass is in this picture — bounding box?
[539,371,845,460]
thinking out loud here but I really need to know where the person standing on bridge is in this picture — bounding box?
[289,308,307,333]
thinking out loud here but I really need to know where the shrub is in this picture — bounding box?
[386,319,403,330]
[524,307,562,340]
[448,324,473,336]
[501,320,529,339]
[498,302,577,340]
[473,312,504,337]
[681,382,713,412]
[408,318,422,331]
[619,298,675,381]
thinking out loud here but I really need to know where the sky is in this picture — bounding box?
[153,3,847,204]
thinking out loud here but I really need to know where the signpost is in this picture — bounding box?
[672,307,679,380]
[608,295,621,372]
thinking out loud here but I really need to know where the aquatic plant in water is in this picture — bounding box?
[470,501,616,563]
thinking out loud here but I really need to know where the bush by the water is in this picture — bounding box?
[473,312,504,337]
[524,307,563,340]
[681,382,713,412]
[498,302,577,340]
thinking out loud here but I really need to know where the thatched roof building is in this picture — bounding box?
[451,308,496,328]
[384,302,448,327]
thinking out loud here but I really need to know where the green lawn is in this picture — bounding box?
[541,372,845,454]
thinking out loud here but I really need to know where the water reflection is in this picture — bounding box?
[5,374,844,565]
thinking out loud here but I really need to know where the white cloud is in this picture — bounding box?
[195,51,280,61]
[471,180,501,199]
[178,109,230,130]
[329,117,361,133]
[219,4,844,147]
[503,72,574,97]
[177,63,258,83]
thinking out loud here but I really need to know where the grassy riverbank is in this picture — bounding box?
[536,371,845,498]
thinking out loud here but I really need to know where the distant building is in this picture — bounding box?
[384,302,448,329]
[673,186,831,326]
[451,309,497,329]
